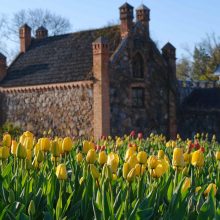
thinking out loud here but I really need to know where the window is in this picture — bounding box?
[133,53,144,78]
[132,87,145,108]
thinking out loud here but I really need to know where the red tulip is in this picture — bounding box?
[138,133,143,139]
[101,145,106,151]
[130,130,135,137]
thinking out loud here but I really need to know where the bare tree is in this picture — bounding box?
[0,15,8,54]
[8,8,71,42]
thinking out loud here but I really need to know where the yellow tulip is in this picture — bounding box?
[141,164,146,175]
[171,141,176,148]
[40,138,50,152]
[148,155,158,169]
[90,164,100,179]
[86,149,96,164]
[51,141,60,157]
[3,133,11,147]
[123,162,129,179]
[152,164,164,178]
[127,168,136,182]
[24,136,34,150]
[216,151,220,161]
[137,151,147,164]
[166,141,171,148]
[26,149,32,160]
[98,151,107,165]
[83,140,92,153]
[62,137,73,153]
[112,173,117,181]
[56,164,67,180]
[76,152,83,163]
[34,143,40,156]
[158,159,169,173]
[195,186,202,193]
[23,131,34,138]
[0,146,10,159]
[181,177,191,193]
[125,148,135,161]
[57,138,64,155]
[204,183,217,196]
[172,148,184,167]
[79,177,85,185]
[158,150,164,159]
[191,150,204,167]
[107,152,119,173]
[11,140,18,155]
[183,152,191,165]
[16,143,27,159]
[135,163,141,176]
[19,135,26,146]
[127,154,138,169]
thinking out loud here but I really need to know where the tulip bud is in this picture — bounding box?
[40,138,50,152]
[36,150,44,163]
[76,152,83,163]
[204,183,217,197]
[28,200,36,216]
[191,150,204,167]
[79,176,85,185]
[90,164,100,179]
[183,152,191,165]
[195,186,202,193]
[135,163,141,176]
[112,174,117,180]
[16,143,27,159]
[158,150,164,159]
[98,151,107,165]
[24,131,34,138]
[148,155,158,169]
[127,168,136,182]
[181,177,191,193]
[19,134,26,146]
[11,140,18,155]
[56,164,67,180]
[51,141,60,157]
[3,133,11,147]
[62,137,73,153]
[172,148,184,167]
[86,149,96,164]
[0,146,10,160]
[216,151,220,161]
[137,151,147,164]
[123,162,129,179]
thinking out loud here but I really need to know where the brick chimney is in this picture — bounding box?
[162,42,177,139]
[136,4,150,37]
[119,2,134,39]
[92,36,110,139]
[19,24,31,53]
[36,26,48,39]
[0,53,7,81]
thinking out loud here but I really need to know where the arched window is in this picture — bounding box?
[132,53,144,78]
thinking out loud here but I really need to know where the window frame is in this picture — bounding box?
[131,87,145,108]
[132,53,145,79]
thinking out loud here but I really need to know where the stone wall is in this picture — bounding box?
[110,31,170,136]
[0,84,93,137]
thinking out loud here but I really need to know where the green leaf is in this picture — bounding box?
[136,208,154,220]
[2,161,12,178]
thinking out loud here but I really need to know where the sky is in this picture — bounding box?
[0,0,220,60]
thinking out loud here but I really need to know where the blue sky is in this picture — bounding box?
[1,0,220,59]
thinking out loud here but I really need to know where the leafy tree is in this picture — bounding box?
[176,57,192,80]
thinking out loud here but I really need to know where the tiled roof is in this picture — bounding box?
[0,26,121,87]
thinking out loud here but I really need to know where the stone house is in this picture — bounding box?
[0,3,177,139]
